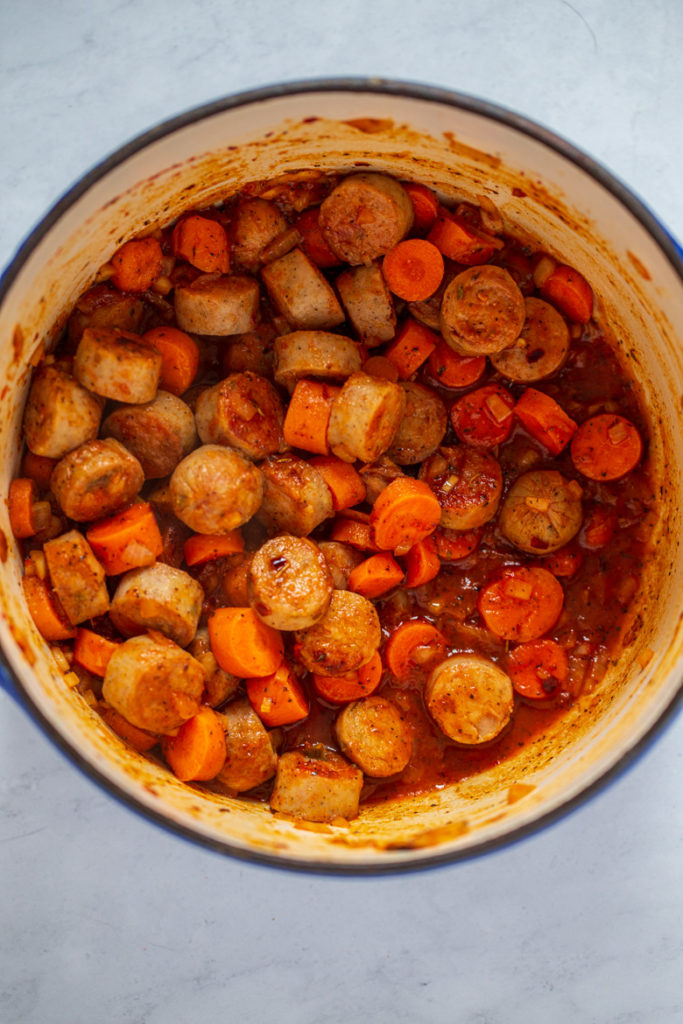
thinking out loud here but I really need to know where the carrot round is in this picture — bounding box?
[540,263,593,324]
[433,527,482,562]
[86,502,163,575]
[427,340,486,389]
[246,662,309,727]
[296,207,340,267]
[362,355,400,382]
[403,536,440,587]
[401,182,440,231]
[541,544,583,577]
[309,456,366,511]
[73,628,120,676]
[384,620,447,680]
[450,383,515,448]
[22,574,75,641]
[313,650,383,703]
[478,566,564,642]
[328,514,379,552]
[142,326,200,396]
[370,477,442,556]
[208,606,284,678]
[9,478,41,538]
[570,414,642,481]
[172,214,230,274]
[384,318,439,380]
[21,451,57,490]
[99,704,160,753]
[283,379,340,455]
[382,239,444,302]
[161,706,227,781]
[581,505,617,549]
[184,530,244,567]
[514,387,578,455]
[426,207,501,265]
[110,237,163,292]
[348,552,404,599]
[508,638,569,699]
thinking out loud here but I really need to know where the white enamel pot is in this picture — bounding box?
[1,79,682,873]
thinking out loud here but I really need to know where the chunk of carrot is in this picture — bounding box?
[478,566,564,642]
[172,214,230,274]
[514,388,578,456]
[246,662,309,727]
[401,182,440,232]
[403,536,440,587]
[433,526,482,562]
[370,477,442,556]
[451,383,515,448]
[9,478,40,538]
[22,574,75,642]
[570,414,642,481]
[142,326,200,396]
[384,620,447,680]
[99,704,160,753]
[507,638,569,699]
[295,207,341,268]
[313,650,383,703]
[348,552,404,599]
[328,514,379,551]
[382,239,444,302]
[110,237,164,292]
[309,456,367,511]
[86,502,163,575]
[283,379,340,455]
[540,263,593,324]
[73,628,120,676]
[362,355,400,383]
[384,318,439,380]
[21,451,57,490]
[161,706,227,781]
[208,607,284,678]
[427,340,486,389]
[426,207,502,265]
[183,530,244,567]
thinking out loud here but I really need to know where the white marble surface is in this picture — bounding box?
[1,2,682,1022]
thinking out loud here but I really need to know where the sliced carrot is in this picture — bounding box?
[426,206,502,265]
[384,620,447,680]
[370,477,442,556]
[570,414,642,481]
[142,326,200,396]
[382,239,444,302]
[22,574,75,642]
[313,650,383,703]
[246,662,309,727]
[110,236,163,292]
[309,455,366,511]
[384,318,439,380]
[401,182,440,232]
[283,379,340,455]
[541,544,583,577]
[184,530,244,567]
[450,383,515,448]
[540,263,593,324]
[99,704,160,753]
[403,536,440,587]
[515,388,578,455]
[362,355,400,382]
[161,706,227,781]
[9,478,40,538]
[172,214,230,274]
[21,451,57,490]
[581,505,617,549]
[328,515,379,552]
[507,638,569,699]
[478,566,564,642]
[433,526,482,561]
[208,606,284,678]
[295,206,341,268]
[73,628,120,676]
[348,552,404,598]
[86,502,163,575]
[427,339,486,389]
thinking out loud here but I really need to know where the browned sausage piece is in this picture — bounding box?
[170,444,263,534]
[67,284,145,344]
[23,364,103,459]
[327,371,406,464]
[174,275,260,335]
[222,331,274,377]
[110,562,204,647]
[317,541,364,589]
[499,469,583,554]
[261,248,345,330]
[358,457,405,505]
[215,697,278,792]
[229,197,288,272]
[51,438,144,522]
[74,327,163,404]
[335,696,412,777]
[490,297,570,381]
[273,331,362,391]
[269,748,363,822]
[440,266,526,356]
[295,589,381,676]
[425,654,514,745]
[256,454,333,536]
[419,445,503,530]
[249,535,333,630]
[319,173,414,265]
[102,633,205,734]
[386,382,448,466]
[43,530,110,625]
[189,627,240,707]
[335,263,396,345]
[101,391,197,479]
[194,372,286,460]
[223,552,254,606]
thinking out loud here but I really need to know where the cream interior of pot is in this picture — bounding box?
[1,89,682,869]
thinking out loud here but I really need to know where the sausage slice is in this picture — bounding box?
[189,627,240,707]
[490,297,570,381]
[248,535,333,630]
[110,562,204,647]
[335,263,396,344]
[74,327,163,403]
[170,444,263,534]
[256,454,333,536]
[319,173,414,265]
[43,530,110,625]
[194,372,286,460]
[440,266,526,356]
[101,390,197,479]
[51,438,144,522]
[174,275,260,335]
[229,197,288,272]
[273,331,362,390]
[499,469,583,554]
[327,371,405,463]
[425,654,514,745]
[269,748,363,822]
[215,697,278,792]
[386,382,448,465]
[261,248,345,330]
[295,589,381,676]
[419,445,503,530]
[335,696,412,777]
[318,541,364,589]
[23,364,103,459]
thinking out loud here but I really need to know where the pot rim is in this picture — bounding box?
[1,76,682,875]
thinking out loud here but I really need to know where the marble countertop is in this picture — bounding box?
[1,2,682,1021]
